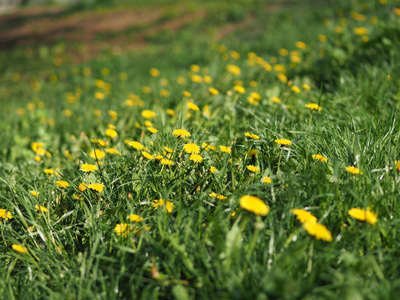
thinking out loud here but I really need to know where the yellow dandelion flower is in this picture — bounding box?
[312,154,328,162]
[226,64,241,76]
[318,34,327,42]
[209,87,219,95]
[31,142,44,153]
[302,84,311,90]
[189,154,203,163]
[209,193,217,198]
[161,158,174,166]
[277,73,287,83]
[353,27,368,35]
[165,201,175,213]
[90,149,106,160]
[239,195,270,216]
[279,48,288,56]
[172,129,191,138]
[291,209,317,223]
[233,85,245,94]
[217,195,228,201]
[346,166,363,175]
[348,208,377,225]
[115,223,129,236]
[160,89,169,97]
[0,209,13,220]
[91,138,106,147]
[275,139,292,146]
[291,86,301,93]
[150,68,160,77]
[88,183,104,192]
[105,148,121,155]
[305,103,322,111]
[295,41,307,49]
[108,110,118,121]
[141,110,156,119]
[187,102,200,111]
[152,199,174,213]
[271,96,281,103]
[35,205,48,213]
[105,129,118,139]
[80,163,98,173]
[244,132,260,140]
[166,109,175,116]
[78,183,87,192]
[128,141,144,150]
[95,92,105,100]
[219,146,231,154]
[182,91,191,98]
[183,143,200,154]
[261,176,271,184]
[147,127,158,134]
[30,191,39,197]
[142,151,154,160]
[246,165,260,173]
[395,8,400,16]
[12,245,28,254]
[55,180,70,188]
[128,214,143,222]
[191,74,202,83]
[394,160,400,172]
[209,166,216,173]
[303,222,332,242]
[44,168,55,175]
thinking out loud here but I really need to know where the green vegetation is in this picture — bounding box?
[1,0,400,298]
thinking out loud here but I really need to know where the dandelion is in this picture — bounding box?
[239,195,270,216]
[246,165,260,173]
[189,154,203,163]
[291,209,317,223]
[303,222,332,242]
[160,158,174,166]
[90,149,106,160]
[275,139,292,146]
[95,92,105,100]
[191,74,202,83]
[44,168,55,175]
[209,192,217,197]
[395,160,400,172]
[88,183,104,192]
[346,166,363,175]
[233,85,245,94]
[244,132,260,140]
[295,41,307,49]
[150,68,160,77]
[30,191,39,197]
[302,84,311,90]
[261,176,271,184]
[147,127,158,134]
[55,180,70,188]
[219,146,231,154]
[0,209,12,220]
[348,208,377,225]
[312,154,328,162]
[291,86,301,93]
[152,199,174,213]
[105,129,118,139]
[128,141,144,150]
[209,87,219,95]
[115,223,129,236]
[105,148,121,155]
[183,143,200,154]
[141,110,156,119]
[217,195,228,201]
[305,103,322,111]
[209,166,216,173]
[78,183,87,192]
[172,129,191,138]
[353,27,368,35]
[226,64,241,76]
[318,34,327,42]
[91,138,106,147]
[142,151,154,160]
[80,163,98,173]
[187,102,200,111]
[271,97,281,103]
[277,73,287,83]
[35,205,48,213]
[12,245,28,254]
[128,214,143,222]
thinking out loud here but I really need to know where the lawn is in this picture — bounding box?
[1,0,400,299]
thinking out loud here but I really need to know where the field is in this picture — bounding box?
[1,0,400,298]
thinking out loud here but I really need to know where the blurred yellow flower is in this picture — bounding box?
[246,165,260,173]
[244,132,260,140]
[0,209,13,220]
[219,146,231,154]
[172,129,191,138]
[275,139,292,146]
[261,177,271,184]
[303,222,332,242]
[12,245,28,254]
[348,208,377,225]
[55,180,70,188]
[346,166,363,175]
[80,163,98,172]
[189,154,203,163]
[141,110,156,119]
[128,214,143,222]
[239,195,270,216]
[88,183,104,192]
[90,149,106,160]
[305,103,322,111]
[183,143,200,154]
[150,68,160,77]
[291,209,317,223]
[35,205,48,213]
[312,154,328,162]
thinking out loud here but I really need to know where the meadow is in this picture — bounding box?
[1,0,400,298]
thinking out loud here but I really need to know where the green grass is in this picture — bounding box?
[1,0,400,299]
